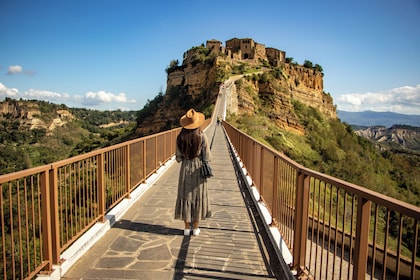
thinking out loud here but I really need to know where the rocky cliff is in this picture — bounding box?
[135,47,220,135]
[135,38,337,136]
[0,99,138,174]
[229,63,335,135]
[0,99,75,133]
[355,125,420,151]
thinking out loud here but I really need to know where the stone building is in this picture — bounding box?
[266,47,286,67]
[206,37,286,67]
[206,39,223,54]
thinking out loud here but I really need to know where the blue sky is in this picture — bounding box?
[1,0,419,114]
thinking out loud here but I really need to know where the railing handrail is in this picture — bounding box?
[222,120,420,279]
[301,167,420,219]
[0,126,184,280]
[1,109,418,279]
[0,115,215,280]
[222,120,420,219]
[49,128,182,168]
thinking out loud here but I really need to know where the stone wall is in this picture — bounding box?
[223,37,285,67]
[206,39,222,54]
[266,47,286,67]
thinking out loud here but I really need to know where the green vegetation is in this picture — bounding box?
[135,85,215,136]
[1,42,419,279]
[136,90,164,125]
[227,99,420,260]
[227,100,420,207]
[303,59,324,74]
[165,59,181,74]
[0,99,137,175]
[189,45,218,66]
[216,49,419,261]
[135,45,219,136]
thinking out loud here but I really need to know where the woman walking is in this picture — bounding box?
[174,109,212,236]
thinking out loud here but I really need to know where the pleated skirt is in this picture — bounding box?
[174,157,210,223]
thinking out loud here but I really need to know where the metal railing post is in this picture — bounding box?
[155,135,158,172]
[49,167,61,264]
[125,145,131,198]
[143,140,147,179]
[98,153,106,222]
[353,197,371,279]
[293,170,310,273]
[40,171,53,271]
[271,156,279,226]
[259,146,264,199]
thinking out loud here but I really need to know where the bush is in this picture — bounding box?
[165,59,181,74]
[303,60,313,68]
[228,99,420,206]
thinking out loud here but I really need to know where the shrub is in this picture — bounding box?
[303,60,313,68]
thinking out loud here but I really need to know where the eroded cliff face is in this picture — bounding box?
[284,64,335,119]
[135,57,219,135]
[355,126,420,151]
[230,63,336,135]
[167,63,218,96]
[234,78,303,134]
[0,100,75,133]
[135,41,337,136]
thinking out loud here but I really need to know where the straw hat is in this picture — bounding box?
[180,109,205,129]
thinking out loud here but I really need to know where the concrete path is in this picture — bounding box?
[61,121,283,279]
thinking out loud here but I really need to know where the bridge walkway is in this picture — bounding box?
[62,120,286,279]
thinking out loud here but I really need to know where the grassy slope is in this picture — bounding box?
[227,97,420,207]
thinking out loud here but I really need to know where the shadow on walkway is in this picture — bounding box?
[62,121,285,280]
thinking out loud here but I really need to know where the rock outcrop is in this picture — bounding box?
[135,37,337,136]
[0,100,75,132]
[135,49,220,135]
[355,125,420,151]
[229,63,336,135]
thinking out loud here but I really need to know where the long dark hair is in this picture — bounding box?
[177,128,202,160]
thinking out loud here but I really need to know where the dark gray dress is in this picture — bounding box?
[174,133,212,223]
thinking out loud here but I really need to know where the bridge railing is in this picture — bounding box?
[223,121,420,280]
[0,128,181,280]
[1,113,418,280]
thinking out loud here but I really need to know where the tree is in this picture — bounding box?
[303,60,313,68]
[165,59,180,74]
[314,64,323,73]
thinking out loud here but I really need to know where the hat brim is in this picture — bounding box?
[180,111,205,129]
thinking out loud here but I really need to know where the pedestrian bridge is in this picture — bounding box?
[1,85,419,280]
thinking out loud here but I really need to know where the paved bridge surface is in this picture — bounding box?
[62,119,288,280]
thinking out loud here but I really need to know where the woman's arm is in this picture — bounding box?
[202,134,212,162]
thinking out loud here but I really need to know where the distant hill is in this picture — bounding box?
[354,125,420,152]
[337,110,420,127]
[0,98,138,174]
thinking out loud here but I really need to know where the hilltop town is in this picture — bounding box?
[138,37,334,135]
[204,38,286,67]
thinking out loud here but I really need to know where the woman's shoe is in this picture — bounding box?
[184,229,190,236]
[193,228,200,236]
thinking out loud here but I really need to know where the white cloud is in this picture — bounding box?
[83,91,136,106]
[337,84,420,114]
[0,82,19,97]
[7,65,23,75]
[6,65,35,76]
[0,83,137,109]
[24,89,70,100]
